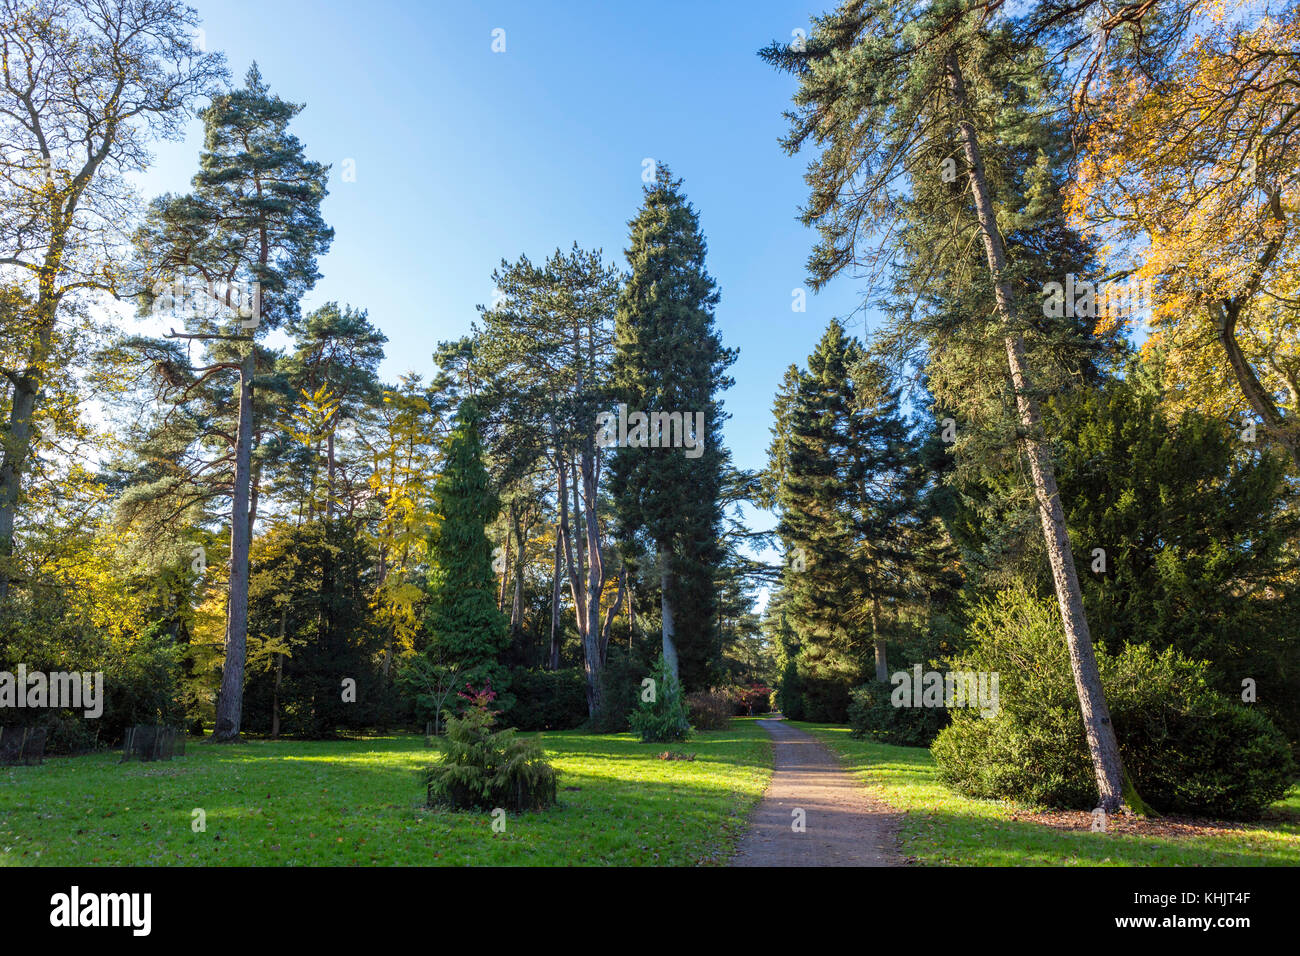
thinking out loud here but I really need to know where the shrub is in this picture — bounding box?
[1103,645,1295,820]
[629,653,692,743]
[423,688,558,813]
[931,591,1296,820]
[774,657,805,720]
[732,683,772,716]
[848,679,950,747]
[799,675,853,723]
[505,667,588,731]
[588,647,648,733]
[686,689,732,731]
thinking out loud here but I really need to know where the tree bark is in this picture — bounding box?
[870,599,888,682]
[271,606,286,739]
[497,501,514,612]
[510,504,526,635]
[1215,300,1300,470]
[0,311,54,606]
[213,347,255,742]
[659,548,679,681]
[549,522,563,671]
[946,52,1124,811]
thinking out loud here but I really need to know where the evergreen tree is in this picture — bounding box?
[772,321,865,720]
[243,520,384,738]
[610,165,736,690]
[471,245,625,716]
[278,302,387,521]
[767,320,934,718]
[763,3,1127,810]
[132,64,332,740]
[424,400,510,702]
[1051,367,1300,747]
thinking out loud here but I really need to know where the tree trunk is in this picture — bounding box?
[658,548,679,681]
[497,501,513,612]
[271,606,286,739]
[213,347,255,742]
[0,315,54,606]
[510,503,526,636]
[871,599,888,682]
[325,429,336,521]
[580,442,605,707]
[549,522,562,671]
[1216,301,1300,470]
[946,53,1124,811]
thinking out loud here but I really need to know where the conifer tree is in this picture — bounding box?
[764,5,1127,808]
[768,320,930,718]
[772,321,864,719]
[424,400,510,699]
[133,64,332,740]
[610,166,736,689]
[472,245,624,715]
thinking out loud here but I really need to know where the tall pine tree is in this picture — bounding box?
[133,64,332,740]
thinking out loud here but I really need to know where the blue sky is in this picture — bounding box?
[131,0,878,549]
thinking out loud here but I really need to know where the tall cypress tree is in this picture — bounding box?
[610,166,736,689]
[425,400,510,698]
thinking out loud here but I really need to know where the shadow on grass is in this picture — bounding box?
[0,723,775,867]
[793,721,1300,867]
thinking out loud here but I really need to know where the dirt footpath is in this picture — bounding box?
[730,717,903,867]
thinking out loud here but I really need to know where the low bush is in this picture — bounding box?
[629,653,691,743]
[848,679,950,747]
[423,688,558,813]
[686,690,732,731]
[931,591,1296,820]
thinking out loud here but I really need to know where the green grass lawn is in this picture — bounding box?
[0,720,772,866]
[794,722,1300,866]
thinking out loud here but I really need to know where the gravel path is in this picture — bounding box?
[730,717,903,867]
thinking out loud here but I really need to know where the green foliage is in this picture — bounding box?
[423,400,510,695]
[1,570,185,753]
[764,320,955,724]
[587,646,648,733]
[505,668,588,731]
[931,591,1296,820]
[629,653,692,743]
[1103,646,1296,821]
[423,704,558,813]
[774,658,805,720]
[848,680,950,747]
[1051,370,1300,750]
[610,166,736,690]
[243,520,390,737]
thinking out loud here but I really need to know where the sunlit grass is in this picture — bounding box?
[795,722,1300,866]
[0,721,773,866]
